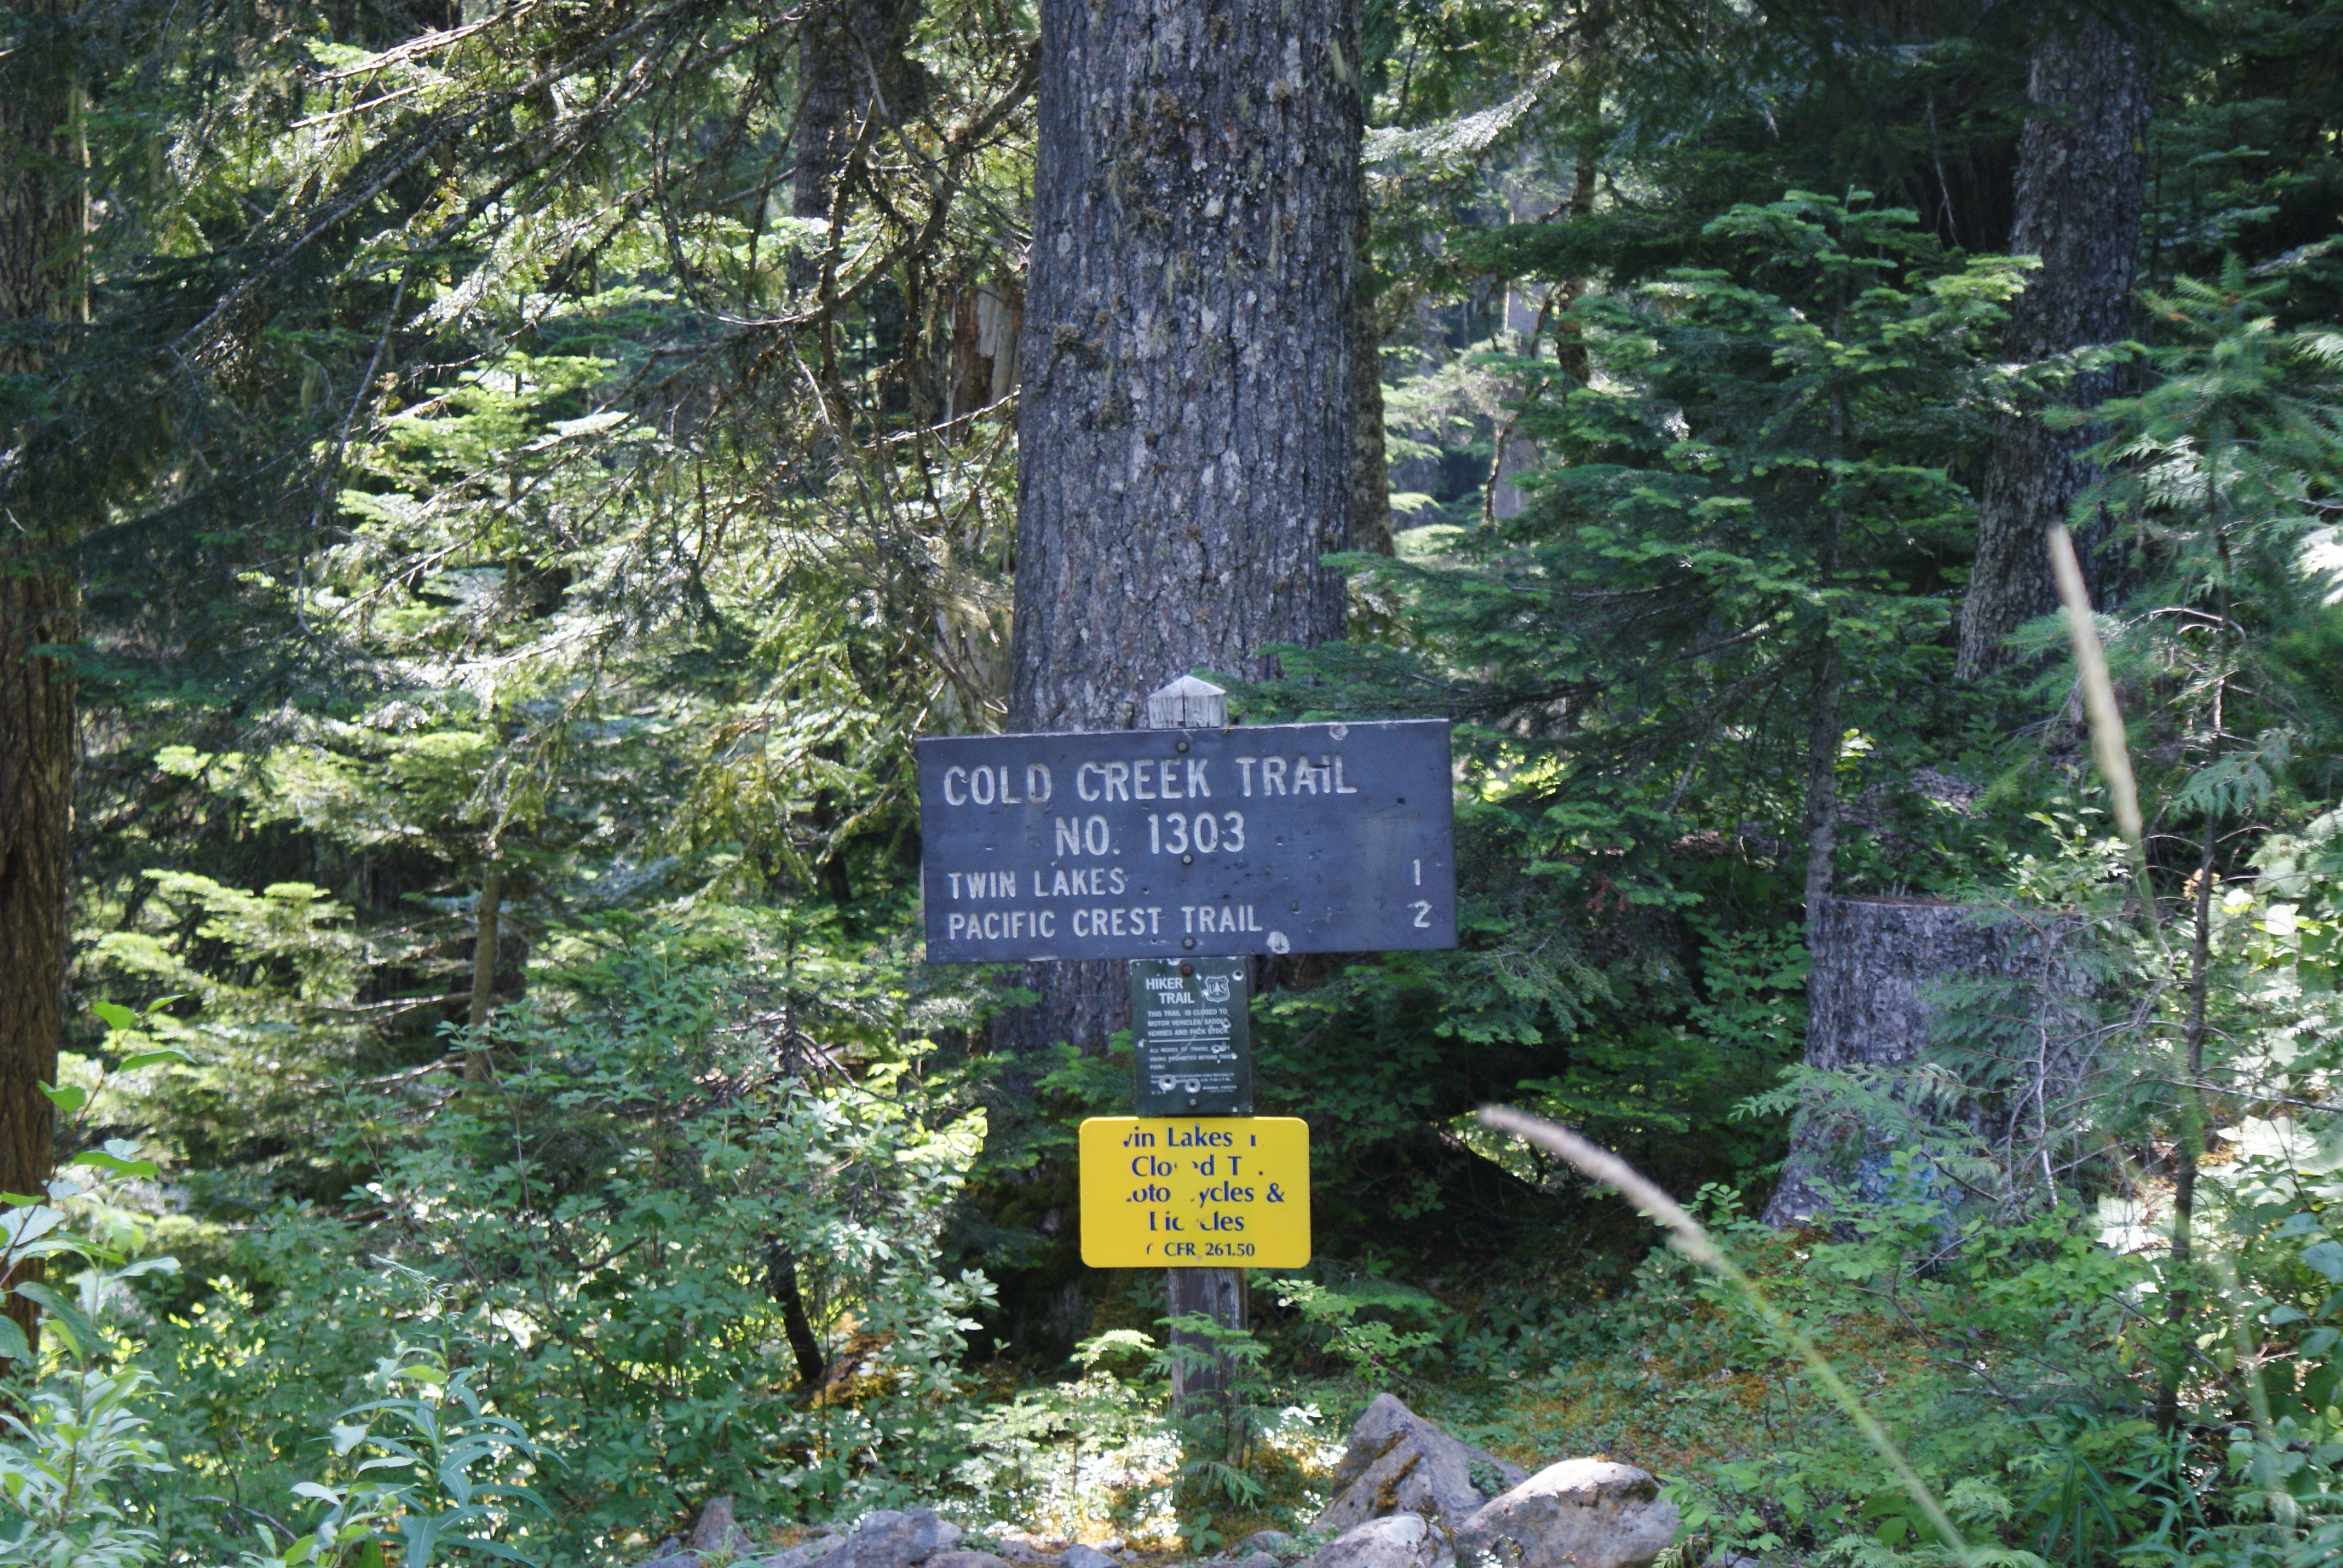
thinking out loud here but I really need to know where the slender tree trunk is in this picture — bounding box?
[998,0,1362,1059]
[0,0,88,1365]
[2157,801,2216,1432]
[766,1243,828,1389]
[463,863,502,1082]
[1955,16,2151,677]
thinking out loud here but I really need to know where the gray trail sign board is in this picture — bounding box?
[1131,958,1251,1115]
[918,718,1455,963]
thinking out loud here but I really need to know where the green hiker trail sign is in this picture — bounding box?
[1131,957,1251,1116]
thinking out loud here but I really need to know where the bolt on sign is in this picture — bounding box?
[1078,1117,1309,1268]
[1131,957,1250,1116]
[916,718,1455,963]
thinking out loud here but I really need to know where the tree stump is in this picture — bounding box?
[1763,895,2088,1227]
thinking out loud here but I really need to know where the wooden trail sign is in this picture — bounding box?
[917,717,1455,964]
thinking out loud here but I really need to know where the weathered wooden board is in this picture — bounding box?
[918,719,1455,962]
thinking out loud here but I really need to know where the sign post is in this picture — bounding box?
[916,675,1456,1404]
[1142,680,1244,1403]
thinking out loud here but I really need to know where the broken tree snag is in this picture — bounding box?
[999,0,1364,1059]
[1762,895,2091,1227]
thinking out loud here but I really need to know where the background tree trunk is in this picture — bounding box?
[0,0,87,1363]
[1955,16,2151,677]
[793,0,928,254]
[462,863,502,1082]
[997,0,1362,1060]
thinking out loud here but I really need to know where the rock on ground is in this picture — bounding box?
[1453,1459,1679,1568]
[1297,1514,1455,1568]
[929,1553,1015,1568]
[814,1511,965,1568]
[1314,1394,1530,1535]
[758,1540,847,1568]
[1240,1535,1296,1558]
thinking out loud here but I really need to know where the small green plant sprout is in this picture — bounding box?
[237,1345,553,1568]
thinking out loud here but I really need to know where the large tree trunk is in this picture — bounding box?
[0,0,87,1363]
[997,0,1362,1060]
[1955,16,2151,678]
[1763,897,2086,1227]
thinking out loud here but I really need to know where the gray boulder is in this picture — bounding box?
[818,1511,963,1568]
[1060,1547,1119,1568]
[929,1554,1015,1568]
[995,1547,1060,1568]
[1315,1395,1530,1534]
[1297,1515,1455,1568]
[1453,1460,1679,1568]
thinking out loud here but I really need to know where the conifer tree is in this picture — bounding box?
[0,0,87,1358]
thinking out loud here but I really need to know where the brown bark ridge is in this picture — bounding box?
[997,0,1363,1059]
[1955,14,2151,678]
[0,0,87,1364]
[1762,897,2088,1227]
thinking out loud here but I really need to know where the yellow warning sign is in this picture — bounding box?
[1078,1117,1309,1268]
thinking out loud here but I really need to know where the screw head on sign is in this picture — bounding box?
[1179,962,1193,976]
[1176,739,1190,753]
[1182,938,1196,950]
[1181,853,1193,865]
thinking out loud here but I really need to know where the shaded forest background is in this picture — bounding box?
[5,0,2343,1564]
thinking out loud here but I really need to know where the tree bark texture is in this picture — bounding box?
[999,0,1362,1058]
[0,0,87,1364]
[1347,178,1392,557]
[1955,15,2151,678]
[1763,897,2088,1227]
